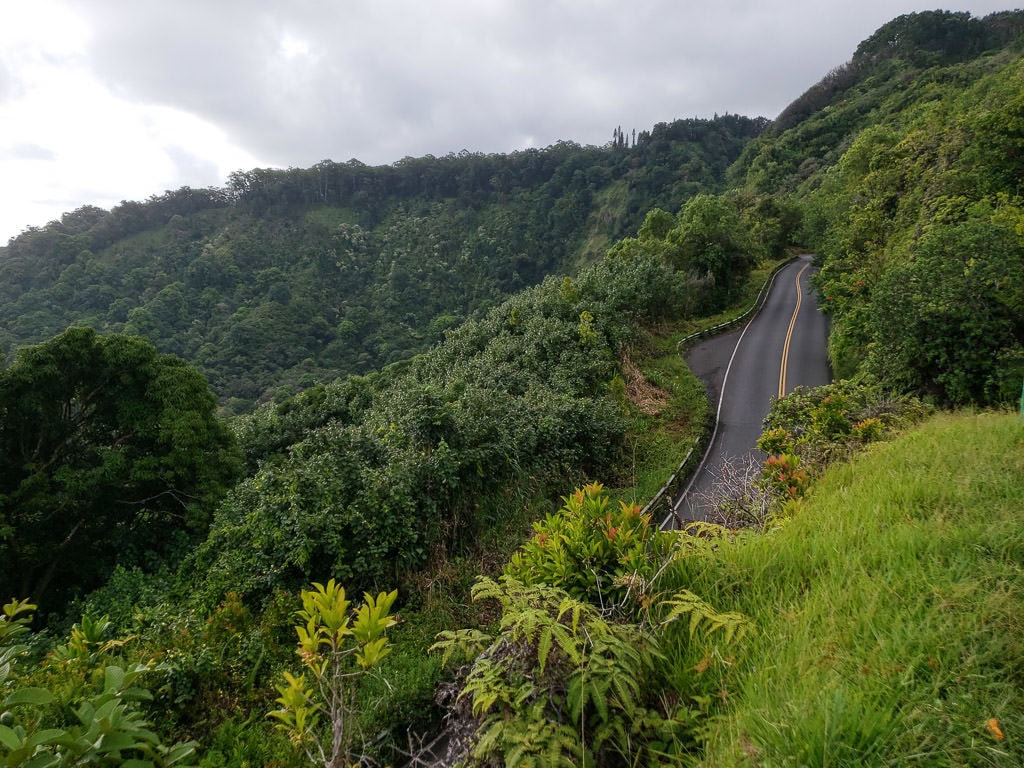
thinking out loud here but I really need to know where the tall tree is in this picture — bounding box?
[668,194,757,311]
[0,327,242,607]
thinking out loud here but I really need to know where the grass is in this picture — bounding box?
[662,411,1024,766]
[677,254,794,338]
[575,180,630,267]
[304,205,361,229]
[609,329,707,508]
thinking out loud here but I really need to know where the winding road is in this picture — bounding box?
[669,254,831,525]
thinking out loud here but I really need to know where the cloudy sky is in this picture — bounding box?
[0,1,1012,243]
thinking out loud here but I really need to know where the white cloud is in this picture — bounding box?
[0,2,264,241]
[0,0,1017,242]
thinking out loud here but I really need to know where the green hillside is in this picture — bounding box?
[0,116,764,411]
[735,9,1024,406]
[686,411,1024,766]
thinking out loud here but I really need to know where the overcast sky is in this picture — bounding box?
[0,1,1013,243]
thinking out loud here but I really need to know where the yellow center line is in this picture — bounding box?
[779,262,810,398]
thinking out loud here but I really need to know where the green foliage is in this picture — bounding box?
[506,482,671,611]
[866,205,1024,405]
[269,580,398,768]
[759,380,932,477]
[190,235,699,604]
[739,22,1024,405]
[0,328,242,610]
[658,590,753,645]
[433,482,756,766]
[2,664,199,768]
[0,116,765,408]
[0,599,198,768]
[667,194,758,312]
[0,600,36,713]
[432,577,690,766]
[117,587,300,762]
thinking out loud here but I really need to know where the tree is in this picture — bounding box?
[0,328,242,608]
[668,194,757,311]
[866,209,1024,405]
[269,580,398,768]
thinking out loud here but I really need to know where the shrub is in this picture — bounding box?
[505,482,670,612]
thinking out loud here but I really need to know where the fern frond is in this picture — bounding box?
[537,626,554,673]
[659,589,754,642]
[429,628,493,667]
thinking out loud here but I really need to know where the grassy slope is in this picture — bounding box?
[672,412,1024,766]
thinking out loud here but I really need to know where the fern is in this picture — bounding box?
[430,481,757,766]
[429,628,492,668]
[435,575,672,765]
[660,589,755,643]
[474,701,583,767]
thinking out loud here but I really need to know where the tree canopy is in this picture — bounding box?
[0,327,242,607]
[0,116,766,410]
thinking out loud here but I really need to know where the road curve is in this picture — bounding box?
[670,254,831,525]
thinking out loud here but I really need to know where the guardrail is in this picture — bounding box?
[642,431,707,529]
[675,255,798,354]
[642,255,800,528]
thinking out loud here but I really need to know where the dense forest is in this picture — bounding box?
[736,9,1024,405]
[2,8,1023,767]
[0,115,765,411]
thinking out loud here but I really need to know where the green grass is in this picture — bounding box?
[664,412,1024,766]
[303,205,361,229]
[609,328,707,508]
[677,254,794,338]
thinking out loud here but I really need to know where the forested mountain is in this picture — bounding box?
[0,115,764,411]
[735,9,1024,406]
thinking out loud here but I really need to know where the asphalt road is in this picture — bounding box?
[670,255,831,525]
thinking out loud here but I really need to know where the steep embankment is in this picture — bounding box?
[733,10,1024,408]
[675,412,1024,766]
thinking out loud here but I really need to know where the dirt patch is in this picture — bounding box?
[621,353,671,416]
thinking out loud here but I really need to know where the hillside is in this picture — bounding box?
[1,8,1023,768]
[0,115,765,411]
[685,411,1024,766]
[733,9,1024,406]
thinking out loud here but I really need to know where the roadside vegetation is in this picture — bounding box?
[685,411,1024,766]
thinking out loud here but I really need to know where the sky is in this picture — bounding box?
[0,1,1014,244]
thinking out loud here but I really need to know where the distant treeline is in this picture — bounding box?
[0,115,766,409]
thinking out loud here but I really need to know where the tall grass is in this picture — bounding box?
[664,412,1024,766]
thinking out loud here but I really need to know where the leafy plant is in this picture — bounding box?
[439,483,755,764]
[432,577,674,766]
[0,599,197,768]
[762,453,810,499]
[505,482,670,613]
[760,380,931,478]
[269,580,398,768]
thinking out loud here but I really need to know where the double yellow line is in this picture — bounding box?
[778,262,810,398]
